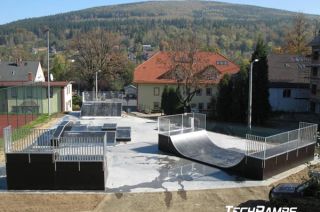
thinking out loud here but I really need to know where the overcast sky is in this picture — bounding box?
[1,0,320,25]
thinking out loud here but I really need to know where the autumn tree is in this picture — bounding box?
[166,30,207,112]
[284,13,310,55]
[70,29,130,90]
[50,54,71,81]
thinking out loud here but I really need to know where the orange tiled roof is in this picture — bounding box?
[134,51,240,84]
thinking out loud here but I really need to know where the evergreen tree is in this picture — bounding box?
[161,87,182,115]
[216,74,233,121]
[208,96,217,119]
[230,65,249,122]
[166,87,183,115]
[251,37,271,125]
[161,86,169,114]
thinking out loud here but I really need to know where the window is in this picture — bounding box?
[310,102,316,112]
[196,88,202,96]
[11,87,17,98]
[311,84,317,95]
[153,102,160,109]
[191,103,197,109]
[312,67,318,77]
[283,89,291,98]
[216,61,228,65]
[313,51,319,60]
[46,88,54,98]
[27,87,33,98]
[154,87,160,96]
[198,103,204,111]
[206,88,212,96]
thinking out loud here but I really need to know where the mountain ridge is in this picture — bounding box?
[0,1,319,61]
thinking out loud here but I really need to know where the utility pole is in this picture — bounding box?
[248,59,259,130]
[47,29,51,116]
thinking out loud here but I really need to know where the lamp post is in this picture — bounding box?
[95,70,101,100]
[44,28,51,116]
[248,59,259,130]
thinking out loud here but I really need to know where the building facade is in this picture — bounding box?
[0,60,72,114]
[134,51,239,113]
[309,31,320,113]
[268,54,310,112]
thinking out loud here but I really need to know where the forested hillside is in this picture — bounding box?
[0,1,319,62]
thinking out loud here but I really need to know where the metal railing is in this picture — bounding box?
[158,113,206,135]
[246,122,318,160]
[3,125,108,162]
[54,136,107,162]
[3,126,54,153]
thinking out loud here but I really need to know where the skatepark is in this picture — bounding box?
[2,95,318,192]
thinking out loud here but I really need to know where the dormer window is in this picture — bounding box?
[216,61,228,65]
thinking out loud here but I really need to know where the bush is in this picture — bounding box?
[72,94,82,111]
[161,87,182,115]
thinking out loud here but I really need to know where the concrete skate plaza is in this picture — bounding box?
[58,113,310,192]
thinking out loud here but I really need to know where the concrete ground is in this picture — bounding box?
[58,113,316,193]
[0,113,319,211]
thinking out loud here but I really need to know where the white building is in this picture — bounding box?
[268,54,310,112]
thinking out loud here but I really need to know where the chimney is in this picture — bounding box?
[28,72,33,81]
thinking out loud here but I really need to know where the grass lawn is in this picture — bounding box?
[0,114,53,153]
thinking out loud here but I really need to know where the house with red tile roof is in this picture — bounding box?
[133,51,240,113]
[0,61,72,114]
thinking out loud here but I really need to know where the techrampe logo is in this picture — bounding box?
[226,206,298,212]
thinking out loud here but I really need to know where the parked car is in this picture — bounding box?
[269,174,320,209]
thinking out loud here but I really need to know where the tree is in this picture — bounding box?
[161,86,169,114]
[50,54,70,81]
[251,37,271,125]
[70,29,129,90]
[284,13,310,55]
[166,30,206,112]
[216,74,233,121]
[212,61,249,122]
[161,87,182,115]
[230,64,249,122]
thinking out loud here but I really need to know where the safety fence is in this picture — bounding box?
[3,125,108,162]
[246,122,318,159]
[158,113,206,135]
[82,91,123,103]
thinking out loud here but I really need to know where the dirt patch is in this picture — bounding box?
[0,163,319,212]
[0,193,104,212]
[95,187,270,212]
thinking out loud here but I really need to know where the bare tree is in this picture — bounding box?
[70,29,128,90]
[284,13,311,55]
[165,31,209,112]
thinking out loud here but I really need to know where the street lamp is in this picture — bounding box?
[95,70,102,100]
[43,28,51,116]
[248,59,259,130]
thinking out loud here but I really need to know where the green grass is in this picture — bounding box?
[0,114,53,151]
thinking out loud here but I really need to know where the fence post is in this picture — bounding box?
[263,137,266,168]
[181,114,184,131]
[297,128,300,157]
